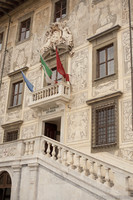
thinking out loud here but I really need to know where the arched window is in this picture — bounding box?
[0,172,11,200]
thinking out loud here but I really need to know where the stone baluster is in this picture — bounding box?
[25,141,29,155]
[89,161,95,179]
[104,167,111,187]
[42,140,46,154]
[43,90,45,98]
[70,152,76,169]
[50,87,52,96]
[76,155,82,172]
[82,158,89,176]
[46,142,51,157]
[97,164,103,183]
[57,85,59,93]
[52,144,56,160]
[63,149,68,166]
[57,147,62,163]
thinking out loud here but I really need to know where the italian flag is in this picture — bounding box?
[40,55,53,84]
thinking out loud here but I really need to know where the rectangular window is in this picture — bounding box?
[97,44,114,78]
[96,106,115,145]
[11,81,23,107]
[19,18,31,41]
[0,32,3,50]
[5,130,18,142]
[54,0,67,22]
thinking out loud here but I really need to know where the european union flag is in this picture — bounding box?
[21,71,34,92]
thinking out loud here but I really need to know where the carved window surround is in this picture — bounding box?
[7,66,28,111]
[86,91,122,152]
[15,11,34,46]
[1,120,23,143]
[88,25,121,86]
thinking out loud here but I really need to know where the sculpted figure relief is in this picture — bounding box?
[41,21,73,53]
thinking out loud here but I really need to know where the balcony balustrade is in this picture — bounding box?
[29,81,71,109]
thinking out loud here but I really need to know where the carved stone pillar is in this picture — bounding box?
[11,165,21,200]
[28,163,39,200]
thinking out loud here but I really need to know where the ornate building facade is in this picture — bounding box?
[0,0,133,199]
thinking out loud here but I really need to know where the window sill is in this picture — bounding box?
[92,142,117,149]
[8,104,22,110]
[94,73,116,82]
[15,35,31,46]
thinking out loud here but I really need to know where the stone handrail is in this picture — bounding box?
[38,136,133,196]
[32,81,70,102]
[0,136,132,197]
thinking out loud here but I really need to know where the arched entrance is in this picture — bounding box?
[0,171,11,200]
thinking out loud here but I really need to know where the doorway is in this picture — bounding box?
[0,171,11,200]
[44,117,61,142]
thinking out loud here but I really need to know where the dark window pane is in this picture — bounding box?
[18,94,22,105]
[99,49,105,63]
[62,9,66,18]
[13,95,17,106]
[19,18,31,41]
[19,82,23,93]
[96,106,115,145]
[107,46,114,60]
[54,0,67,22]
[97,44,114,78]
[6,131,18,142]
[11,81,23,107]
[20,32,25,41]
[108,60,114,75]
[26,30,30,39]
[14,84,18,95]
[99,63,106,78]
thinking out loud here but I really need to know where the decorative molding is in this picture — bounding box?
[87,91,122,105]
[41,21,73,54]
[88,25,121,42]
[8,66,28,77]
[1,120,23,129]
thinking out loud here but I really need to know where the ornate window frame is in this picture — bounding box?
[88,25,120,86]
[86,91,122,151]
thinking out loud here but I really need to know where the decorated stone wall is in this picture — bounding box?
[0,0,133,158]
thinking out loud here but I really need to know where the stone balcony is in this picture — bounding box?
[29,81,71,109]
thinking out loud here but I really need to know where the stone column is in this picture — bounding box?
[28,163,39,200]
[11,165,22,200]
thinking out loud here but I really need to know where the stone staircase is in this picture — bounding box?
[0,136,133,200]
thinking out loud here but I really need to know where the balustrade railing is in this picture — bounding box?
[0,136,132,197]
[39,136,133,195]
[32,82,70,102]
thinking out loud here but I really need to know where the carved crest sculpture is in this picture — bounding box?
[41,21,73,54]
